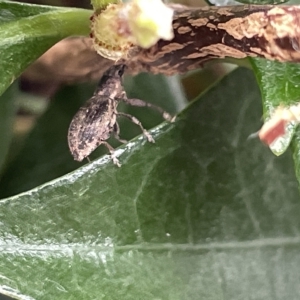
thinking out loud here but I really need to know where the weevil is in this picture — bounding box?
[68,64,174,166]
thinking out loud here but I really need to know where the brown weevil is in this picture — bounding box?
[68,64,174,166]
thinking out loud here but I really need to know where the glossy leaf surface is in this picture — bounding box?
[0,68,299,299]
[251,58,300,173]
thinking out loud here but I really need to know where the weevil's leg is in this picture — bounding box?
[86,157,91,163]
[113,122,128,144]
[119,98,175,122]
[117,112,155,143]
[102,141,121,167]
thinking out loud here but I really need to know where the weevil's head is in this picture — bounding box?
[96,64,126,98]
[109,64,126,78]
[102,64,126,81]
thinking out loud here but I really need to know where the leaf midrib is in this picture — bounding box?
[0,237,300,255]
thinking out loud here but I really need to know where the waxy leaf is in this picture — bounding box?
[0,68,299,299]
[251,59,300,113]
[0,1,91,96]
[251,58,300,181]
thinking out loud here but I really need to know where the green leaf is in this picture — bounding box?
[251,59,300,112]
[0,83,17,175]
[0,68,299,299]
[251,58,300,169]
[0,1,91,96]
[292,129,300,182]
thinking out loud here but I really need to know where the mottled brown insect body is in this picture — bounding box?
[68,65,125,164]
[68,98,116,161]
[68,64,173,166]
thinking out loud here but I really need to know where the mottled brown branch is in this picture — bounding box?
[126,5,300,74]
[22,4,300,92]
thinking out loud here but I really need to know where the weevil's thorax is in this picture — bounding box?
[84,95,117,138]
[103,78,124,100]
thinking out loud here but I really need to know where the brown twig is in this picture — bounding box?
[127,5,300,74]
[22,4,300,93]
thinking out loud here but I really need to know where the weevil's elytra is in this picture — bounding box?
[68,64,174,166]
